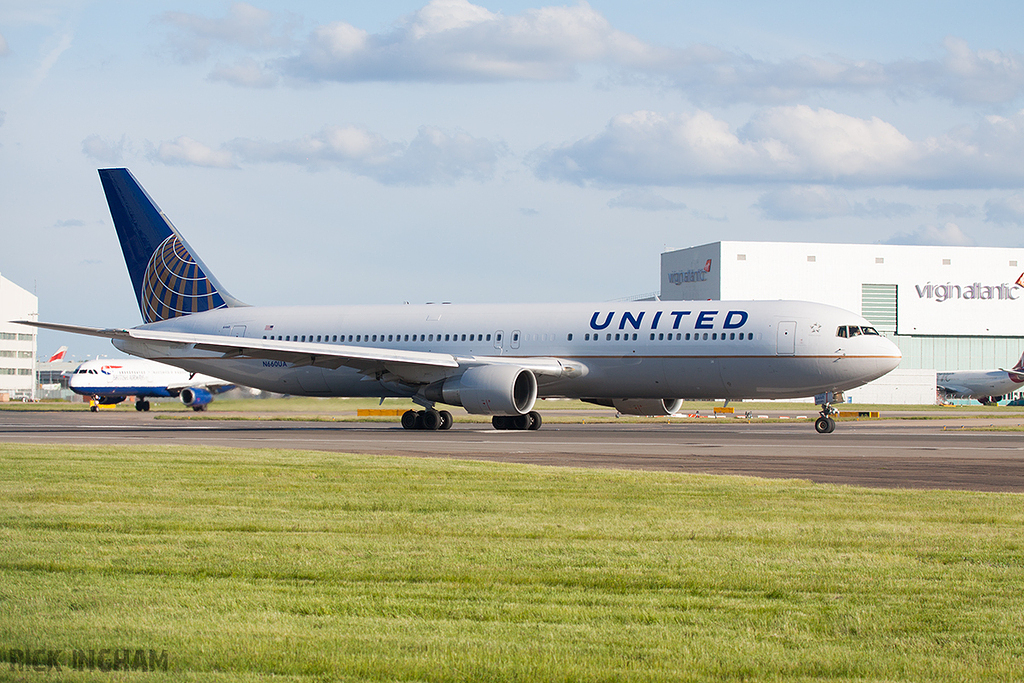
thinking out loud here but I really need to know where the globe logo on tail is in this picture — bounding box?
[141,234,227,323]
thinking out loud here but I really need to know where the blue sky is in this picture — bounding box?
[3,0,1024,358]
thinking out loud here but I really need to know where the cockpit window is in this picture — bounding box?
[837,325,880,337]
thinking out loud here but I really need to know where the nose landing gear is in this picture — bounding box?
[814,402,837,434]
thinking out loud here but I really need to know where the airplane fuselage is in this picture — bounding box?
[113,300,900,402]
[70,359,201,398]
[936,369,1024,401]
[20,168,903,431]
[69,357,230,410]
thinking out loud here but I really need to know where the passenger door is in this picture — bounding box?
[776,321,796,355]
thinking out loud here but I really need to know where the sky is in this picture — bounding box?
[3,0,1024,359]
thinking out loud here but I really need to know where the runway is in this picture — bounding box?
[3,410,1023,492]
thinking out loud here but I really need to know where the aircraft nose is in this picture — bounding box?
[881,336,902,371]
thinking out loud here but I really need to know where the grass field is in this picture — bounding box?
[2,443,1024,681]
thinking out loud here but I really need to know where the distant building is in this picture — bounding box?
[0,273,38,401]
[661,241,1024,403]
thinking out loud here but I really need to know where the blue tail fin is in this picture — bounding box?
[98,168,244,323]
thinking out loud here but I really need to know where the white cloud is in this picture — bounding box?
[754,186,914,220]
[984,194,1024,226]
[28,30,72,92]
[162,4,1024,104]
[151,1,1024,107]
[159,2,296,63]
[755,186,852,220]
[535,106,1024,190]
[208,57,279,87]
[283,0,659,83]
[148,125,501,184]
[883,222,975,246]
[148,136,239,169]
[608,189,686,211]
[936,203,977,219]
[652,36,1024,105]
[51,219,87,229]
[82,134,128,164]
[927,37,1024,105]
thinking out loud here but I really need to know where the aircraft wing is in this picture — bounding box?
[16,321,581,384]
[165,378,235,393]
[936,381,974,397]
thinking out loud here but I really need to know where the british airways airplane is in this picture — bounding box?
[69,357,232,412]
[21,169,901,434]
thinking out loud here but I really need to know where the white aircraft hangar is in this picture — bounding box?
[661,241,1024,404]
[0,272,38,401]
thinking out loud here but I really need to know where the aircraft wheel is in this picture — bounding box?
[527,411,542,430]
[438,410,453,430]
[142,401,151,412]
[90,405,97,413]
[513,413,533,431]
[421,409,443,431]
[815,416,836,434]
[492,415,510,430]
[135,401,145,412]
[192,405,206,412]
[401,410,418,430]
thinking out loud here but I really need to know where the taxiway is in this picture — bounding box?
[2,411,1022,492]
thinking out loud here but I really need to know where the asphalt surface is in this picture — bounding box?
[2,409,1023,492]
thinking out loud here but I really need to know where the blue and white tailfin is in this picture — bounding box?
[98,168,245,323]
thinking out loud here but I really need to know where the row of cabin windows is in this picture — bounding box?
[262,333,493,343]
[260,331,754,343]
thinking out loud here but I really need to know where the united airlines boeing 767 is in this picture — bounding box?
[19,169,901,433]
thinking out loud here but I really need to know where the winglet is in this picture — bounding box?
[98,168,245,323]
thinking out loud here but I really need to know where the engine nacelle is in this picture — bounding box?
[424,365,537,416]
[611,398,683,416]
[180,387,214,408]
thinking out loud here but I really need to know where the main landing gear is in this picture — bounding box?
[814,402,837,434]
[135,399,151,412]
[401,409,454,431]
[492,411,542,431]
[400,409,543,431]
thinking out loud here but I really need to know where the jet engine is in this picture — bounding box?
[423,365,537,415]
[180,387,214,411]
[585,398,683,416]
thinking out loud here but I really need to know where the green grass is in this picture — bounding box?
[2,444,1024,681]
